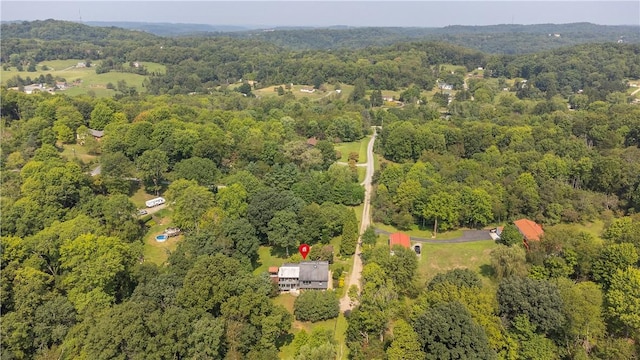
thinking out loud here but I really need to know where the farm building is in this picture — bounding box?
[514,218,544,248]
[389,232,421,255]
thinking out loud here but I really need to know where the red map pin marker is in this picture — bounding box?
[299,244,310,259]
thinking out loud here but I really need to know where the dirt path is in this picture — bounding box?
[339,128,377,313]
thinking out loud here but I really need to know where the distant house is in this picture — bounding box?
[438,82,453,91]
[277,261,329,291]
[300,88,316,93]
[23,84,46,94]
[88,129,104,139]
[306,137,318,147]
[55,81,68,90]
[76,62,86,68]
[77,128,104,145]
[513,218,544,248]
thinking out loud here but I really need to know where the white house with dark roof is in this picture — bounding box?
[276,261,329,291]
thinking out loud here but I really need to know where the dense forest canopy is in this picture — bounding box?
[1,19,640,359]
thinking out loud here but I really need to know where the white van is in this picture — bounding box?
[145,197,166,208]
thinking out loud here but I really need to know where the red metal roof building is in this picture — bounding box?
[389,232,411,249]
[513,219,544,246]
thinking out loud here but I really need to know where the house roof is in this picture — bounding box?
[389,232,411,249]
[299,261,329,282]
[268,266,279,274]
[278,264,299,278]
[306,137,318,146]
[513,219,544,241]
[88,129,104,137]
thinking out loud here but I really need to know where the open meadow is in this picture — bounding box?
[1,60,165,97]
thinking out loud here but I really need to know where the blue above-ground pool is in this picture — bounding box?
[156,234,168,242]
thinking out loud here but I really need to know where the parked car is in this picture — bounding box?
[138,209,148,215]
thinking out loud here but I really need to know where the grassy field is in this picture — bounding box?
[254,83,347,101]
[335,135,369,163]
[418,240,498,285]
[142,208,181,265]
[59,143,98,164]
[275,293,349,359]
[129,187,160,209]
[374,222,464,240]
[1,59,165,98]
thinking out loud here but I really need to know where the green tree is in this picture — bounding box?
[101,194,141,242]
[427,268,482,290]
[592,243,638,288]
[267,210,300,257]
[497,277,565,335]
[89,102,114,130]
[557,279,605,355]
[510,315,560,360]
[349,77,366,103]
[458,187,494,228]
[340,209,358,256]
[60,234,135,315]
[216,183,248,220]
[172,157,219,186]
[386,319,425,360]
[423,191,459,236]
[135,149,169,196]
[173,184,216,233]
[370,89,383,107]
[187,314,225,359]
[499,224,523,246]
[361,226,377,246]
[412,301,495,360]
[293,290,339,322]
[605,266,640,335]
[490,245,528,280]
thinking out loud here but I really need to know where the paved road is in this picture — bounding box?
[339,127,377,313]
[374,228,492,244]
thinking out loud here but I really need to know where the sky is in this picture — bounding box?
[2,1,639,28]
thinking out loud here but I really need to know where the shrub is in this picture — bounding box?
[294,290,339,322]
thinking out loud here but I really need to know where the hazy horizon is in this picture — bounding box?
[2,1,639,28]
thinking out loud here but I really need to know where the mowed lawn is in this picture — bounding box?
[58,143,98,164]
[335,135,369,163]
[142,208,181,265]
[274,293,349,360]
[374,222,464,240]
[418,240,498,285]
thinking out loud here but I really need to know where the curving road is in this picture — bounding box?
[339,127,377,312]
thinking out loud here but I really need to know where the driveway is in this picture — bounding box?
[374,228,492,244]
[339,127,377,313]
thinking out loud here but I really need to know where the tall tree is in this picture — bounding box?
[386,319,425,360]
[497,277,565,335]
[136,149,169,196]
[412,301,495,360]
[423,191,459,237]
[340,209,359,256]
[267,210,300,257]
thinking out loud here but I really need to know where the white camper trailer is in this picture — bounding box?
[145,197,166,208]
